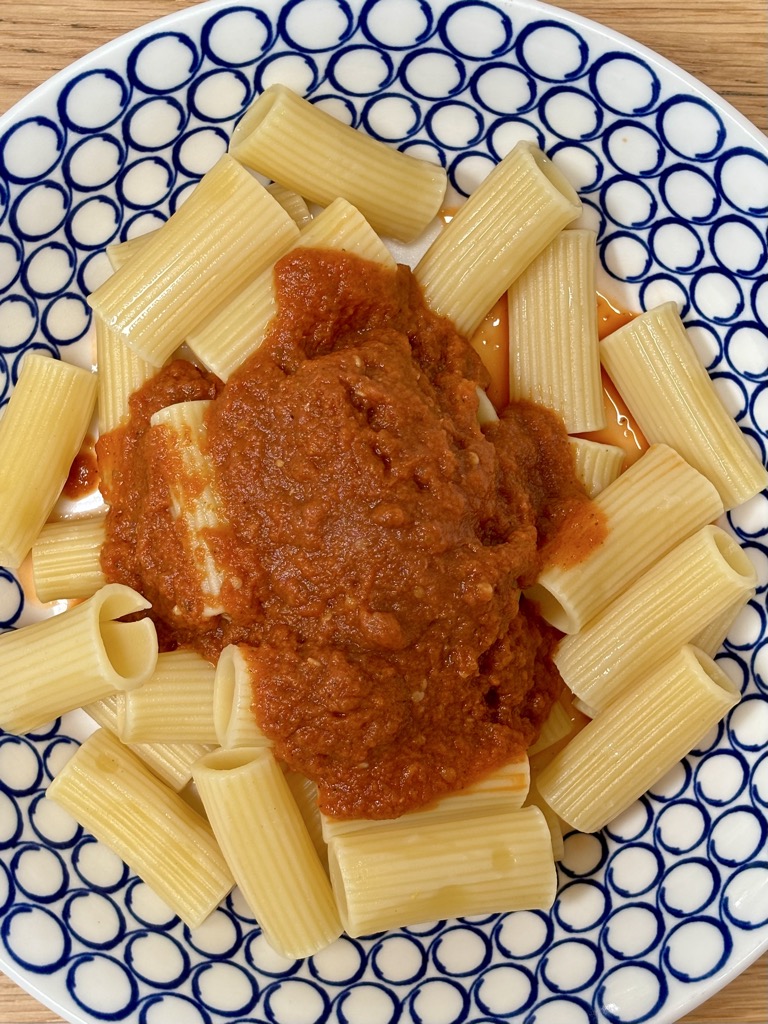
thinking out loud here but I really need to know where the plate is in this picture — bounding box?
[0,1,767,1022]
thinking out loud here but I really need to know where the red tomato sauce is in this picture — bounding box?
[98,249,605,820]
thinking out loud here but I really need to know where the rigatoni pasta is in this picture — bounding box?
[0,354,97,568]
[88,154,301,367]
[528,443,724,634]
[537,645,740,833]
[600,301,768,509]
[554,524,757,713]
[186,196,396,380]
[95,316,155,435]
[414,140,582,337]
[84,693,216,793]
[118,649,217,744]
[193,747,343,959]
[568,436,625,498]
[229,84,446,242]
[48,728,233,928]
[328,805,556,937]
[213,644,271,749]
[149,400,224,618]
[32,513,106,603]
[507,229,605,432]
[0,584,157,735]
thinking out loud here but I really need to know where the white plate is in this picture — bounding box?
[0,2,767,1022]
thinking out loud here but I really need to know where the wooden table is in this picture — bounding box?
[0,1,766,1022]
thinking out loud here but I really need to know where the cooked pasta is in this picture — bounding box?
[537,645,740,833]
[0,354,97,568]
[230,84,446,242]
[88,154,300,367]
[527,443,724,634]
[328,804,556,937]
[193,747,342,958]
[48,728,233,928]
[600,301,768,509]
[554,524,757,713]
[507,229,605,432]
[32,513,107,603]
[0,584,157,734]
[414,140,582,338]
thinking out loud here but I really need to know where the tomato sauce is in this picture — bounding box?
[64,437,99,500]
[98,249,604,820]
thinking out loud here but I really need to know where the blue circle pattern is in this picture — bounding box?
[0,1,767,1022]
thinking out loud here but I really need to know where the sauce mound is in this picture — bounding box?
[98,248,596,820]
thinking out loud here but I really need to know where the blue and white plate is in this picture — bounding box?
[0,1,767,1022]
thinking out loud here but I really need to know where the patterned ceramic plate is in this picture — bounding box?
[0,1,766,1022]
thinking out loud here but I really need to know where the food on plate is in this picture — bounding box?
[0,85,763,956]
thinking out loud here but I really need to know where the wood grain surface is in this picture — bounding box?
[0,2,766,1023]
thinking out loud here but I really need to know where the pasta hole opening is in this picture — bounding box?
[99,618,157,689]
[230,86,281,152]
[710,526,758,584]
[97,582,152,621]
[524,583,578,634]
[690,645,740,699]
[525,142,581,212]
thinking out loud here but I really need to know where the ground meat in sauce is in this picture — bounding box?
[97,248,599,820]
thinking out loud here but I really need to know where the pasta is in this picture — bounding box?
[186,195,396,380]
[149,400,224,617]
[507,229,605,432]
[567,436,625,497]
[32,513,106,603]
[0,353,97,568]
[0,584,157,735]
[554,524,757,713]
[600,302,768,509]
[0,82,759,959]
[193,747,342,958]
[537,646,740,833]
[212,644,271,749]
[84,693,215,792]
[119,649,217,744]
[229,84,446,242]
[527,443,725,634]
[413,140,582,337]
[88,154,301,367]
[328,805,556,937]
[48,728,233,928]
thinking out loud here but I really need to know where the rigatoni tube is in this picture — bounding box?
[0,583,157,735]
[537,646,740,833]
[328,805,556,937]
[47,728,233,928]
[186,196,396,381]
[213,644,271,749]
[414,141,581,338]
[527,443,724,634]
[0,354,97,568]
[230,84,446,242]
[88,154,300,367]
[193,747,342,959]
[600,301,768,509]
[507,229,605,433]
[119,648,217,744]
[32,513,107,603]
[554,524,757,713]
[85,693,215,793]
